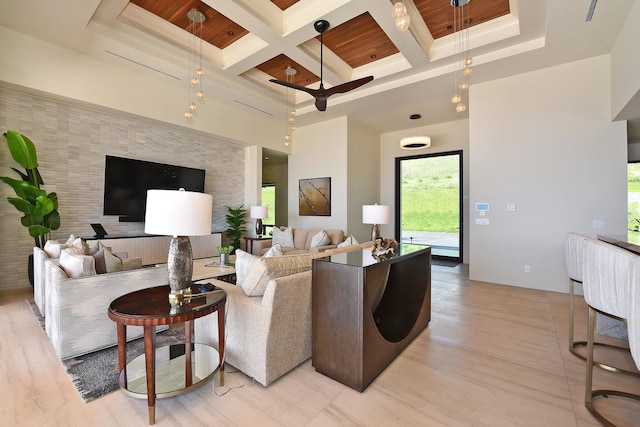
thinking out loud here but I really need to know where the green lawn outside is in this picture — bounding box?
[628,163,640,243]
[401,154,460,233]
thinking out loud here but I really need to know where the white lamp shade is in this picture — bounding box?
[250,205,268,219]
[362,204,390,225]
[144,189,212,236]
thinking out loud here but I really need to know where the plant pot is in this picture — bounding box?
[220,253,229,266]
[28,254,34,288]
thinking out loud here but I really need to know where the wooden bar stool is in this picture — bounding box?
[582,238,640,426]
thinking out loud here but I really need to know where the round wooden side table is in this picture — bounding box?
[108,284,225,425]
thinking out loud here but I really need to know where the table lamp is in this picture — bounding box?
[145,188,212,303]
[362,203,390,241]
[250,205,268,237]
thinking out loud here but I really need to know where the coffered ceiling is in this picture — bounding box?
[1,0,638,138]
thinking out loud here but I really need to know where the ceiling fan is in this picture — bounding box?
[269,20,374,112]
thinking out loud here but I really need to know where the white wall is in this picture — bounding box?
[0,26,284,152]
[381,120,470,262]
[611,0,640,121]
[469,55,628,293]
[288,117,349,231]
[347,118,381,243]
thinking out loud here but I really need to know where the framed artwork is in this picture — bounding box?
[299,177,331,216]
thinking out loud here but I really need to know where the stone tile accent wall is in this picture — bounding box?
[0,86,245,290]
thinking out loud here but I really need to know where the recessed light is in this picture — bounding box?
[227,31,235,36]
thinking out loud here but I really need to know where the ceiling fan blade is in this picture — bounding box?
[586,0,597,21]
[323,76,374,97]
[269,79,319,96]
[315,96,328,112]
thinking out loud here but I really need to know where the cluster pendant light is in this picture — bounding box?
[184,9,205,119]
[283,67,297,147]
[392,0,411,31]
[451,0,472,113]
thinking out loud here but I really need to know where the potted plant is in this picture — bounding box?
[217,245,234,266]
[224,205,247,253]
[1,130,60,285]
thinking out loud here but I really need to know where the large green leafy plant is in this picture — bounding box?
[1,130,60,248]
[225,205,247,252]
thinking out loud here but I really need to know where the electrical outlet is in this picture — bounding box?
[524,265,531,273]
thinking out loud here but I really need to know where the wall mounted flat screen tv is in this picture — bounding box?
[103,155,206,221]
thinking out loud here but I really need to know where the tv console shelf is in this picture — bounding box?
[83,233,222,266]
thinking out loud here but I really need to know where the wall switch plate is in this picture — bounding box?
[507,202,516,212]
[476,218,490,225]
[593,220,605,229]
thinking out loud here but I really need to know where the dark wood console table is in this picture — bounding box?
[311,244,431,391]
[108,285,225,424]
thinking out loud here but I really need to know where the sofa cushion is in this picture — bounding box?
[240,254,312,297]
[310,230,330,248]
[272,227,294,248]
[59,248,97,278]
[122,257,143,271]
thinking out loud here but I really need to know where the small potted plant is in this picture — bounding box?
[217,245,234,266]
[224,205,247,252]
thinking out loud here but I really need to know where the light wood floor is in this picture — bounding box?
[2,264,639,426]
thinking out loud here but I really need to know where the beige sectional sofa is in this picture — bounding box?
[251,227,345,255]
[195,242,369,386]
[38,233,221,360]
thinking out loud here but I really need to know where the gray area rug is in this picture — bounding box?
[26,299,184,402]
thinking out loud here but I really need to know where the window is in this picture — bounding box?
[261,184,276,226]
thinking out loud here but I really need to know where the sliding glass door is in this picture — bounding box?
[395,150,463,261]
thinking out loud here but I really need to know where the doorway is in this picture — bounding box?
[395,150,463,261]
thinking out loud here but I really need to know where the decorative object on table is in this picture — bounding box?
[1,130,61,286]
[217,245,233,266]
[371,237,398,262]
[299,177,331,216]
[145,188,212,303]
[250,205,268,237]
[224,204,247,252]
[362,203,390,241]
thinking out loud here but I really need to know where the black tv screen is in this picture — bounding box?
[103,155,206,220]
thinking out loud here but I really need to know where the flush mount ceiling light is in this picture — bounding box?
[401,136,431,149]
[400,114,431,150]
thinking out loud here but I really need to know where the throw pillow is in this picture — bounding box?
[263,243,284,258]
[93,246,124,274]
[235,249,261,286]
[67,237,90,255]
[104,248,123,273]
[338,235,360,248]
[241,254,312,297]
[43,240,66,258]
[59,248,97,278]
[310,230,330,248]
[272,227,294,248]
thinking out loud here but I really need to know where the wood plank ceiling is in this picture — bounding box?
[129,0,510,86]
